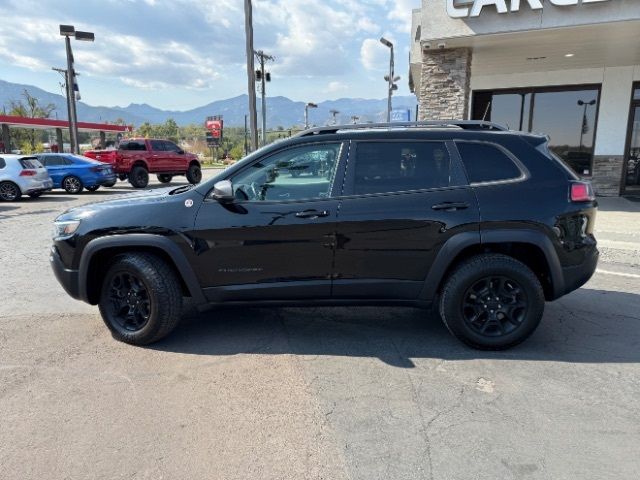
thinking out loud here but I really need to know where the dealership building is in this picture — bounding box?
[409,0,640,196]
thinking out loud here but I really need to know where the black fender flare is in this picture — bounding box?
[78,234,206,305]
[419,229,564,301]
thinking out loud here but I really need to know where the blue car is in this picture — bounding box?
[37,153,117,194]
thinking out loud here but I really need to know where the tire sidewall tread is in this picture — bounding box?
[98,253,183,345]
[439,253,545,350]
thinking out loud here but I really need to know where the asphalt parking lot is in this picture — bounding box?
[1,171,639,480]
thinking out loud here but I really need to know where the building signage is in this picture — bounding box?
[205,115,223,147]
[447,0,609,18]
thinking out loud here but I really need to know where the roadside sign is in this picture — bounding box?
[391,109,411,122]
[205,115,223,147]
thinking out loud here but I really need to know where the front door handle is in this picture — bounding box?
[295,209,329,219]
[431,202,470,212]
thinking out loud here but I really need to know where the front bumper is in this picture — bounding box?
[50,246,81,301]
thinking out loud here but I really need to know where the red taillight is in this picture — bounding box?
[570,182,595,202]
[20,169,37,176]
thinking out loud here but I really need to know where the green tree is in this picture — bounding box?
[8,89,56,151]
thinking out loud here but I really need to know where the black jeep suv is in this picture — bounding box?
[50,121,598,350]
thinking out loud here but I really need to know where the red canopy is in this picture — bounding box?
[0,115,131,133]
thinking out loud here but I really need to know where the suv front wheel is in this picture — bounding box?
[439,254,544,350]
[98,253,183,345]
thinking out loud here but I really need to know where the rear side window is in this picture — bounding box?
[353,142,451,195]
[120,141,147,151]
[19,158,42,169]
[42,156,67,166]
[456,142,522,183]
[0,158,5,169]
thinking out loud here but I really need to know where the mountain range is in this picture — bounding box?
[0,79,417,128]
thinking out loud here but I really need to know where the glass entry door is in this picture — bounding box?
[624,85,640,196]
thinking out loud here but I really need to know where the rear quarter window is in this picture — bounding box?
[456,142,523,184]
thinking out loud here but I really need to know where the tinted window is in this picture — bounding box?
[150,140,165,151]
[120,141,146,151]
[230,143,341,201]
[163,141,179,152]
[457,142,521,183]
[0,158,5,169]
[353,142,450,195]
[42,156,66,166]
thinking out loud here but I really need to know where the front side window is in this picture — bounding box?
[163,141,179,152]
[229,143,341,202]
[150,140,165,151]
[456,142,522,184]
[353,141,451,195]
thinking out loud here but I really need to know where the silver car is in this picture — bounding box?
[0,154,53,201]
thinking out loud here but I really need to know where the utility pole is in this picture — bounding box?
[64,36,79,153]
[244,114,249,155]
[255,50,274,146]
[244,0,258,151]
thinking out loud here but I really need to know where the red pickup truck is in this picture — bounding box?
[84,138,202,188]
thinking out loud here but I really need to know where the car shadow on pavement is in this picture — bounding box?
[146,287,640,367]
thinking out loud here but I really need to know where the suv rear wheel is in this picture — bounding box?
[439,254,544,350]
[186,164,202,184]
[98,253,183,345]
[129,165,149,188]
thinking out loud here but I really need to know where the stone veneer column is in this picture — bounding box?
[418,48,472,121]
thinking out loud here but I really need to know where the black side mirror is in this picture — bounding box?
[211,180,234,202]
[177,149,185,155]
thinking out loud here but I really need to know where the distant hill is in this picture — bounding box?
[0,79,417,128]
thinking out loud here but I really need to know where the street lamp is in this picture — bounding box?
[380,37,395,123]
[304,102,317,129]
[60,25,94,154]
[329,109,340,126]
[577,99,596,152]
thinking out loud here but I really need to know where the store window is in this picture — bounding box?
[624,84,640,195]
[472,85,600,177]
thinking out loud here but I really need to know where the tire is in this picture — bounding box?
[129,165,149,188]
[86,185,100,192]
[157,174,173,184]
[28,191,43,198]
[98,253,183,345]
[103,180,117,188]
[62,175,83,194]
[438,254,545,350]
[185,164,202,184]
[0,181,22,201]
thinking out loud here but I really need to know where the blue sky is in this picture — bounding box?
[0,0,419,110]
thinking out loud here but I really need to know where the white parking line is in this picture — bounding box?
[596,269,640,279]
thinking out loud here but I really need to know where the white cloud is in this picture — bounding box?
[388,0,420,33]
[325,81,348,93]
[360,38,391,71]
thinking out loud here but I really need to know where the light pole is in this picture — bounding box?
[59,25,94,154]
[329,110,340,126]
[577,99,596,151]
[350,115,360,124]
[255,50,274,146]
[380,37,394,123]
[244,0,258,152]
[304,102,317,129]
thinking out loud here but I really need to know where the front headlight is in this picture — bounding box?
[52,220,81,240]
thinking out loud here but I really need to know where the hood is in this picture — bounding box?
[56,186,191,221]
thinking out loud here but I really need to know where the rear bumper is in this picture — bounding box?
[20,178,53,194]
[558,246,599,298]
[50,246,82,301]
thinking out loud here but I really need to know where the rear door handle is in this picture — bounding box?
[295,209,329,219]
[431,202,470,212]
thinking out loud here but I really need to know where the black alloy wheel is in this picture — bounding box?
[462,276,528,337]
[0,181,21,201]
[186,164,202,184]
[129,166,149,188]
[63,175,84,194]
[104,271,152,332]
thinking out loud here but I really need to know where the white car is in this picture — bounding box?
[0,154,53,201]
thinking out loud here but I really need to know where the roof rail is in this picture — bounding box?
[293,120,508,138]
